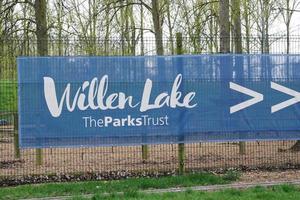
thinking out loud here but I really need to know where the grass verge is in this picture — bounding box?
[0,172,239,200]
[75,184,300,200]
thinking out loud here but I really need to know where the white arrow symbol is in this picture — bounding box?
[230,82,264,114]
[271,82,300,113]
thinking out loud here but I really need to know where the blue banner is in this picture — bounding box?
[18,55,300,148]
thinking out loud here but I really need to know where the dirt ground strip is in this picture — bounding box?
[239,169,300,183]
[1,131,300,177]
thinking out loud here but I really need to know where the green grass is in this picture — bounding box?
[75,185,300,200]
[0,172,238,200]
[0,80,17,112]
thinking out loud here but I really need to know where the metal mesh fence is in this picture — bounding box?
[1,36,300,182]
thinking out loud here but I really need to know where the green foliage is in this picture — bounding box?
[0,80,17,112]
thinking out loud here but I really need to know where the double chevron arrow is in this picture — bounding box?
[230,82,300,114]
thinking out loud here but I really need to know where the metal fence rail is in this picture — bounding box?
[1,36,300,182]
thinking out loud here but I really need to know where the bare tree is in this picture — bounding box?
[232,0,242,53]
[177,0,215,53]
[35,0,48,56]
[219,0,230,53]
[242,0,252,53]
[151,0,164,55]
[140,1,144,55]
[34,0,49,165]
[54,0,63,55]
[250,0,279,53]
[232,0,246,154]
[207,0,218,53]
[278,0,300,53]
[104,0,111,55]
[165,0,174,54]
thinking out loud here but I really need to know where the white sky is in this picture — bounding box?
[270,11,300,35]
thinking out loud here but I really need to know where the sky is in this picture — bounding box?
[271,10,300,35]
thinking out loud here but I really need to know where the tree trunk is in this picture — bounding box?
[264,21,269,54]
[57,0,63,56]
[232,0,242,53]
[35,0,48,56]
[151,0,164,55]
[176,32,185,175]
[166,0,174,55]
[286,21,290,54]
[140,2,144,56]
[232,0,245,155]
[87,0,96,55]
[286,0,290,54]
[243,0,250,53]
[34,0,48,165]
[92,0,96,54]
[261,0,270,54]
[119,1,125,55]
[219,0,230,53]
[124,1,130,54]
[208,2,215,53]
[129,1,136,55]
[104,1,110,55]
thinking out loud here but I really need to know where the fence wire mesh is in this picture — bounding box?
[1,36,300,182]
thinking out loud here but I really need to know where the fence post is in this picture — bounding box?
[176,32,185,175]
[13,112,20,159]
[36,149,43,165]
[239,141,246,155]
[142,145,148,161]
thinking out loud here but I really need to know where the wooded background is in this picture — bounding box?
[0,0,299,61]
